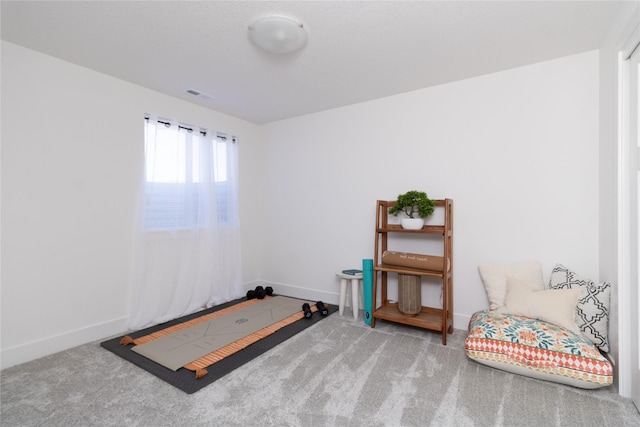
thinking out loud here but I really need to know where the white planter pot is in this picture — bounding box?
[401,218,425,230]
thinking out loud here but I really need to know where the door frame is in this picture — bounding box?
[618,24,640,406]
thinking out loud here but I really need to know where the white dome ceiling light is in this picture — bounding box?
[248,15,307,54]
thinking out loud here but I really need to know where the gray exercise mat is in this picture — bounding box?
[132,296,312,371]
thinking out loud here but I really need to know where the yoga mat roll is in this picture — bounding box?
[382,251,448,272]
[363,259,373,325]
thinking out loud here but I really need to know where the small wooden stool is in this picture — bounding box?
[335,272,363,320]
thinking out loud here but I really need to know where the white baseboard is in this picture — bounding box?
[1,316,128,370]
[245,281,341,306]
[453,312,471,332]
[245,281,471,331]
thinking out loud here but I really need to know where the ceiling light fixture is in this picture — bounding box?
[248,15,307,54]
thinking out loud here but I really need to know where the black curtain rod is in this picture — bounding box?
[144,116,233,141]
[157,119,207,137]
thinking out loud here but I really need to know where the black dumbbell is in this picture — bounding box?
[265,286,273,296]
[255,286,266,299]
[302,303,313,318]
[246,290,256,300]
[316,301,329,316]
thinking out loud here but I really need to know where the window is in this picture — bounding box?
[143,117,234,230]
[130,117,243,329]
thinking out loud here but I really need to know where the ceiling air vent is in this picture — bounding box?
[186,89,214,100]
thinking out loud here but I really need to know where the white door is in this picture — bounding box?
[619,22,640,406]
[626,41,640,410]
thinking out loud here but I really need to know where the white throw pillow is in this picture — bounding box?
[548,264,611,352]
[478,261,545,309]
[498,277,581,334]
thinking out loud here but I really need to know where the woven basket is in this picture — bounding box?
[398,274,421,315]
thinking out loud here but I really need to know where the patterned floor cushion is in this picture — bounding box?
[465,310,612,389]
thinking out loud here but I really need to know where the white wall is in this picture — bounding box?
[0,41,603,370]
[259,51,601,329]
[0,41,263,369]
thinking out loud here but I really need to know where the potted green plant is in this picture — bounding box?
[388,190,436,229]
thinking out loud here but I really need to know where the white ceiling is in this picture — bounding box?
[1,1,635,124]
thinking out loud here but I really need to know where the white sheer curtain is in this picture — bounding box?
[128,116,243,330]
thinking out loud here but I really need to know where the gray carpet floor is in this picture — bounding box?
[1,310,639,427]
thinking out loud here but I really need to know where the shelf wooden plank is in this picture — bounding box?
[377,224,445,235]
[372,304,445,332]
[375,263,445,278]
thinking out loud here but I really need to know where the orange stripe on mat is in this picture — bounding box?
[130,298,266,346]
[183,305,320,375]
